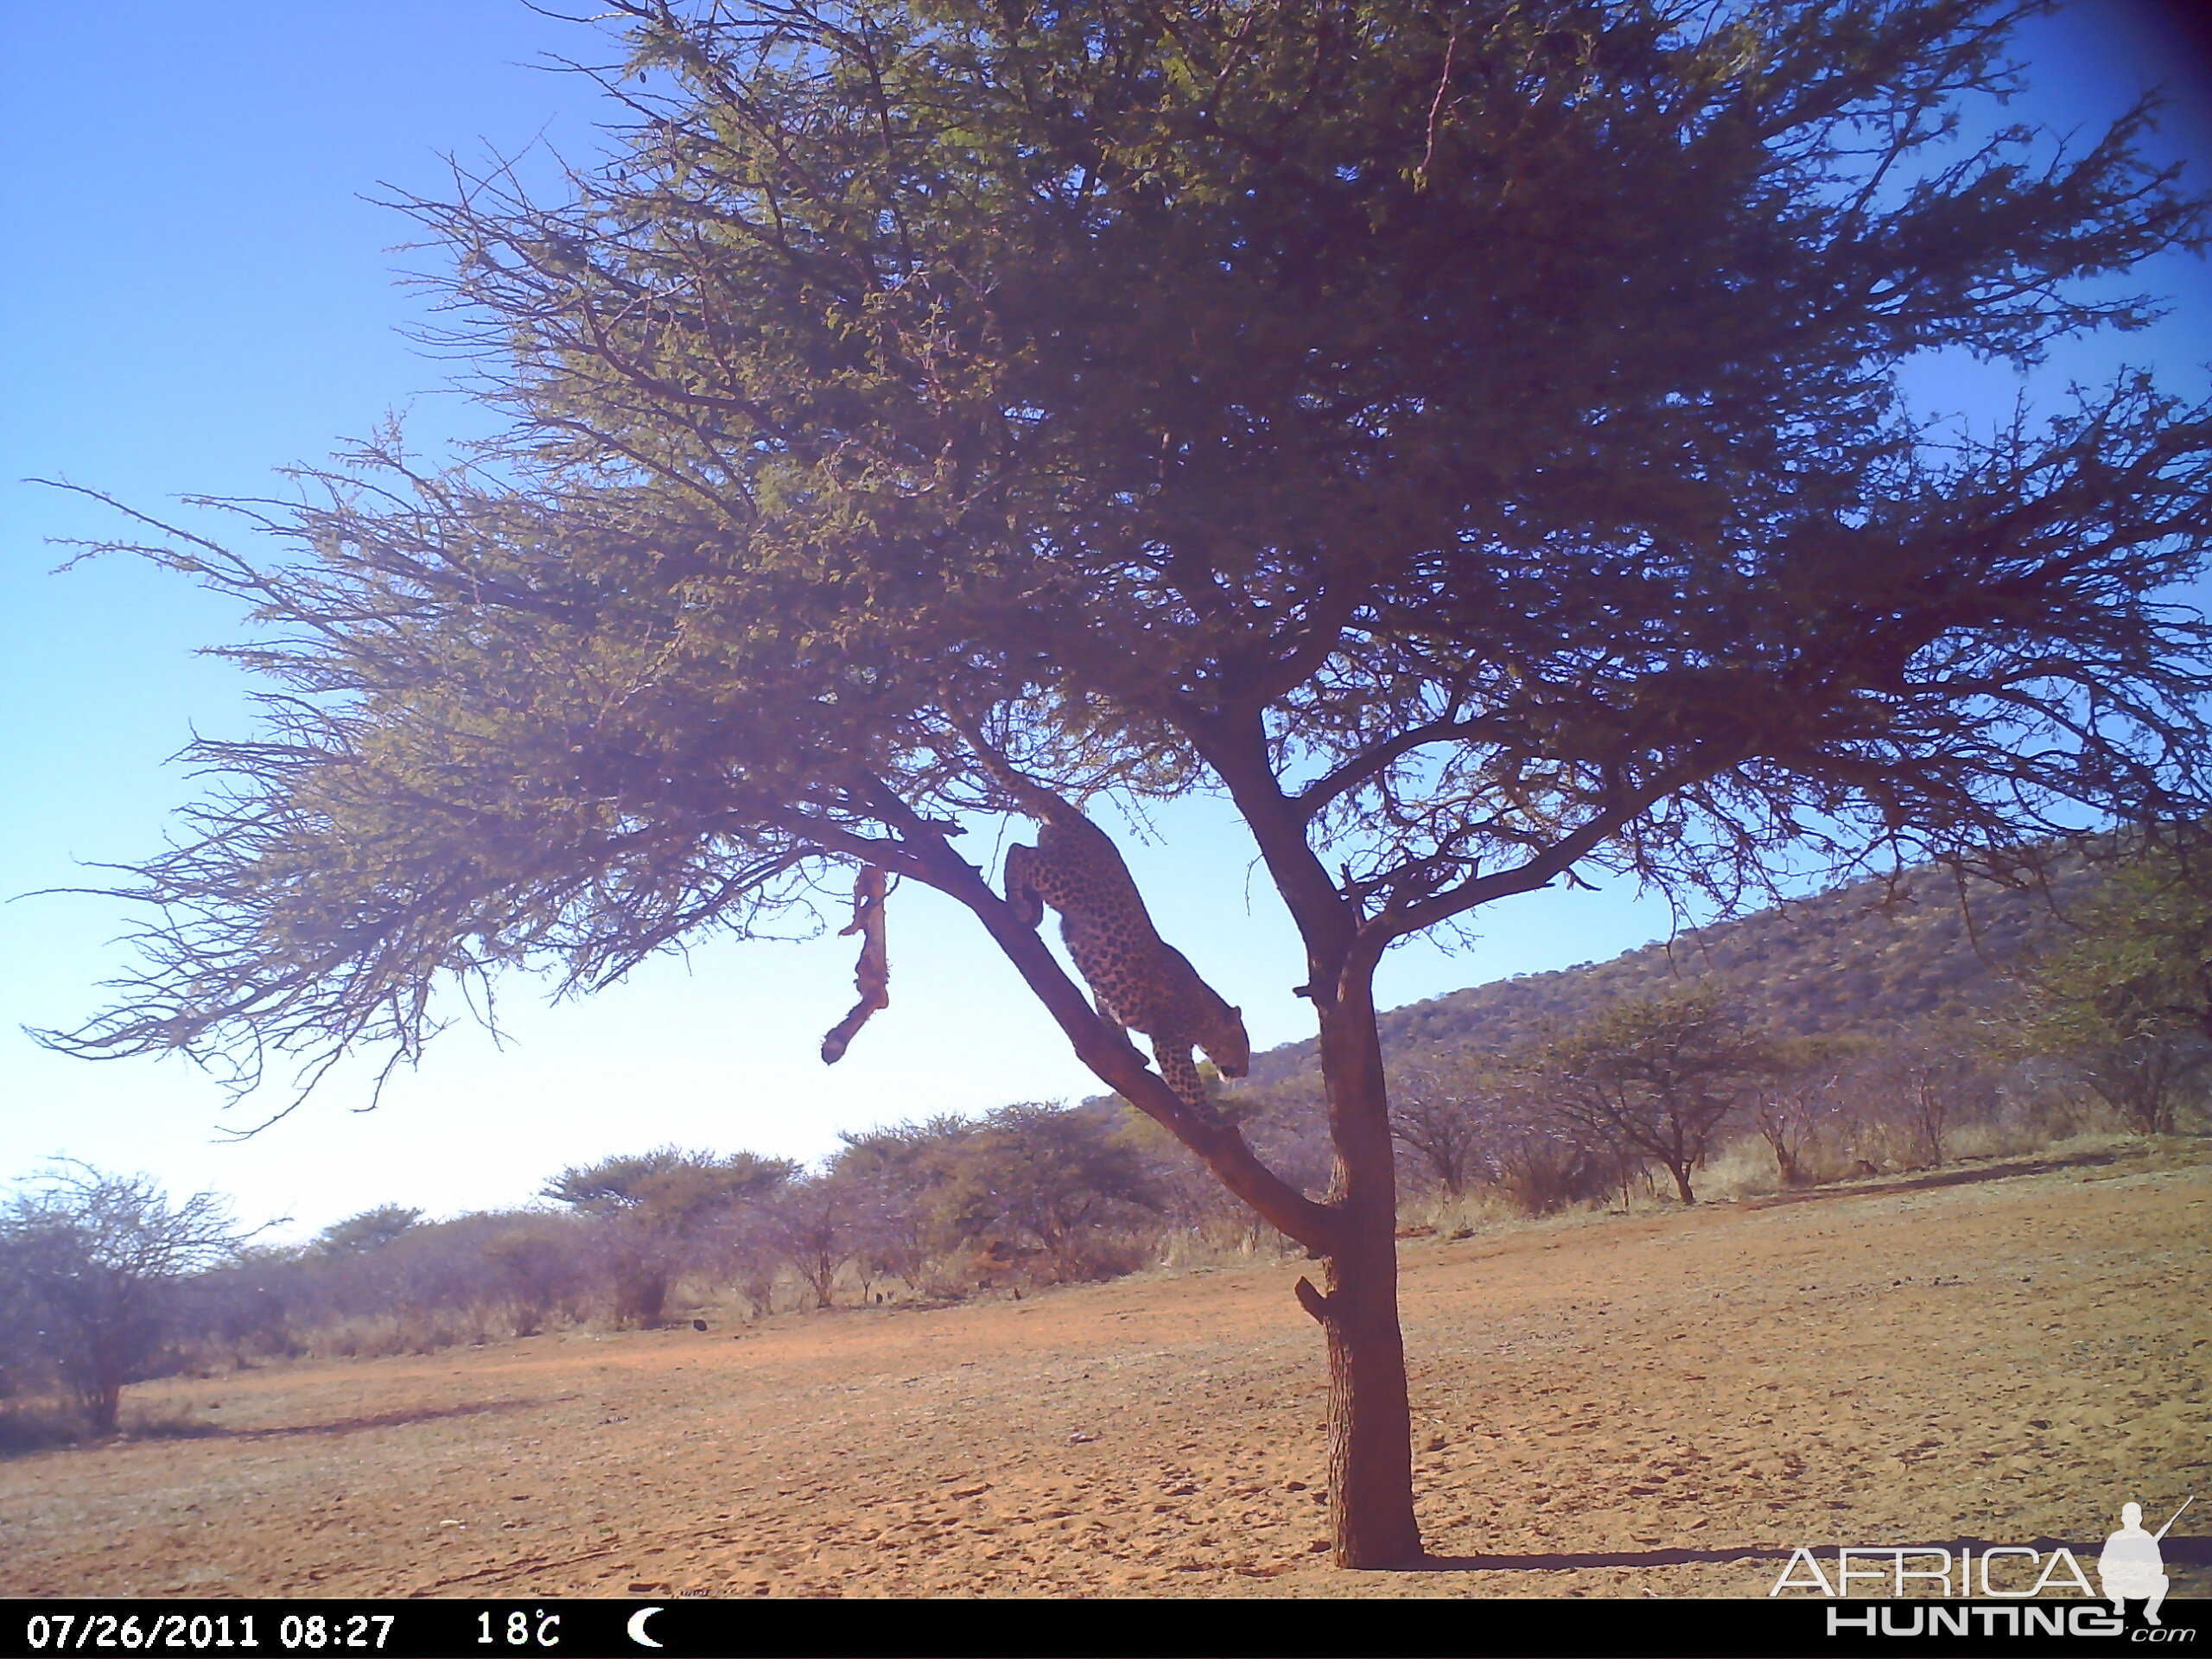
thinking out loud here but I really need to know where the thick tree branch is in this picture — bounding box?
[1176,704,1360,981]
[775,800,1342,1254]
[1290,712,1510,823]
[1373,763,1713,944]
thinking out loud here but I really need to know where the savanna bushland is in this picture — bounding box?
[9,846,2204,1459]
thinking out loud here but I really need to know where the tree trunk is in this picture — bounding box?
[1307,979,1422,1568]
[1668,1160,1696,1205]
[917,810,1416,1564]
[78,1355,123,1436]
[1759,1121,1800,1186]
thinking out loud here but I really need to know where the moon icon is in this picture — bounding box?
[626,1606,664,1649]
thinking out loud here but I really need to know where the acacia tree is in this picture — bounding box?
[1875,1019,1997,1164]
[938,1101,1165,1274]
[1747,1033,1862,1185]
[2,1166,249,1434]
[543,1146,795,1323]
[751,1174,878,1307]
[2018,839,2212,1131]
[315,1205,423,1256]
[44,0,2212,1564]
[1388,1057,1502,1198]
[1541,987,1776,1203]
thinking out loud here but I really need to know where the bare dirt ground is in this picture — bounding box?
[3,1143,2205,1599]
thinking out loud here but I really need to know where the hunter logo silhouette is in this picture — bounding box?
[2100,1497,2190,1627]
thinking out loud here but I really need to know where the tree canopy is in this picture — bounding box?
[44,0,2212,1566]
[1,1166,249,1434]
[2025,839,2212,1046]
[56,0,2212,1085]
[2013,836,2212,1131]
[1541,984,1774,1202]
[543,1146,797,1224]
[313,1205,424,1256]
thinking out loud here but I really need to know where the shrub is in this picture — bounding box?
[1,1166,249,1434]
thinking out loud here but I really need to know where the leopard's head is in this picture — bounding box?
[1201,1001,1250,1079]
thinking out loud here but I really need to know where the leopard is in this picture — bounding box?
[976,746,1250,1110]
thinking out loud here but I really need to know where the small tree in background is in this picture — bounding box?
[482,1217,592,1337]
[1748,1034,1864,1186]
[1450,1067,1625,1217]
[2069,1035,2210,1136]
[1,1166,251,1434]
[1544,988,1775,1205]
[193,1243,311,1365]
[939,1103,1164,1279]
[42,0,2212,1565]
[752,1174,880,1308]
[544,1147,795,1325]
[1387,1060,1494,1199]
[315,1205,423,1256]
[2016,841,2212,1132]
[1877,1022,2000,1166]
[830,1115,979,1292]
[542,1147,797,1217]
[0,1230,44,1409]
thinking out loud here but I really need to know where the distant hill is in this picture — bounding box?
[1240,857,2096,1088]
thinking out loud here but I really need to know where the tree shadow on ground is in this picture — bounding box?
[1744,1150,2120,1211]
[3,1397,541,1458]
[211,1400,539,1441]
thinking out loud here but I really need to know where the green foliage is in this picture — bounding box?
[2025,845,2212,1046]
[2013,842,2212,1131]
[832,1115,983,1191]
[836,1102,1166,1278]
[314,1205,423,1256]
[751,1175,883,1309]
[543,1145,797,1326]
[46,0,2212,1141]
[1540,985,1776,1204]
[543,1146,796,1228]
[938,1103,1163,1263]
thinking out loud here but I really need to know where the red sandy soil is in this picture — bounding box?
[2,1143,2205,1599]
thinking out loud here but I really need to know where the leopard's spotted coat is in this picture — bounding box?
[988,764,1249,1109]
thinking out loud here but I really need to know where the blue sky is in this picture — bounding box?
[3,2,2208,1240]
